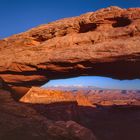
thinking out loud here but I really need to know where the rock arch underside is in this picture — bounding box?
[0,6,140,98]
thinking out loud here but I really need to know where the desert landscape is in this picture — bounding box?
[1,84,140,140]
[0,6,140,140]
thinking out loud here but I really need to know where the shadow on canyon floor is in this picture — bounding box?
[0,89,97,140]
[1,88,140,140]
[31,102,140,140]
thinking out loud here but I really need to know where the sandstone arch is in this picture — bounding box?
[0,6,140,99]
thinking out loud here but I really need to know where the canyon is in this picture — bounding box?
[9,86,140,140]
[1,82,140,140]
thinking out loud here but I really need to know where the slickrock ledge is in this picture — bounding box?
[0,6,140,97]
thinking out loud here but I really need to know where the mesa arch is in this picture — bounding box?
[0,6,140,99]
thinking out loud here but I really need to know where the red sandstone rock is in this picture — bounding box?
[0,89,96,140]
[0,6,140,97]
[85,89,140,106]
[20,87,94,107]
[47,120,96,140]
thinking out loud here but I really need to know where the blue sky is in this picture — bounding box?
[43,76,140,90]
[0,0,140,89]
[0,0,140,38]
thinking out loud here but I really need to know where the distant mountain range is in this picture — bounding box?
[43,85,140,91]
[43,85,104,91]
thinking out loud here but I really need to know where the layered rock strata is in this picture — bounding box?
[0,6,140,97]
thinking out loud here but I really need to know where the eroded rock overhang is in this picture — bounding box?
[0,6,140,97]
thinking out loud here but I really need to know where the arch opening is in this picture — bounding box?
[42,76,140,90]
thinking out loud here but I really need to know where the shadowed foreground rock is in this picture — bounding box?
[47,121,96,140]
[1,76,96,140]
[0,89,96,140]
[0,6,140,97]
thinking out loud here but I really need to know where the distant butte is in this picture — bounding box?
[0,6,140,98]
[20,87,94,107]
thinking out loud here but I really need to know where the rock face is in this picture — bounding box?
[0,89,96,140]
[47,121,97,140]
[0,6,140,97]
[20,87,94,107]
